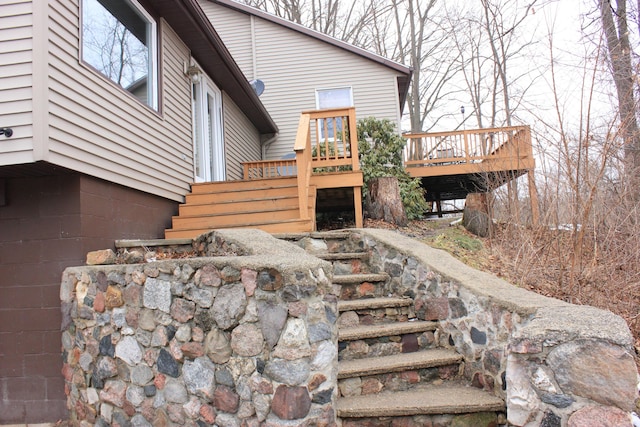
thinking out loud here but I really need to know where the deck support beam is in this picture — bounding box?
[528,170,540,226]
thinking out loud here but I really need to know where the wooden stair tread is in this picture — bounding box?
[181,194,305,207]
[165,218,314,239]
[167,217,313,231]
[339,348,462,379]
[332,273,389,285]
[189,177,298,193]
[337,384,504,417]
[189,184,299,195]
[338,297,412,312]
[339,320,437,341]
[173,204,310,220]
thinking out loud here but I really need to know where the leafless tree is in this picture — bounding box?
[391,0,462,132]
[240,0,393,50]
[598,0,640,194]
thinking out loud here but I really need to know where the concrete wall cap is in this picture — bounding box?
[359,228,634,347]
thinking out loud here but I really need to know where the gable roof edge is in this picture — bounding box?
[207,0,413,77]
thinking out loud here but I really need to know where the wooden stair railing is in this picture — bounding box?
[243,107,363,228]
[294,113,312,222]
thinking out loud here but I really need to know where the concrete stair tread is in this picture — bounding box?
[115,238,193,248]
[338,297,412,312]
[274,230,353,240]
[337,384,504,418]
[332,273,389,285]
[338,348,463,379]
[317,252,368,261]
[339,320,437,341]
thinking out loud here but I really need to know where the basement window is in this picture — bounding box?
[81,0,158,109]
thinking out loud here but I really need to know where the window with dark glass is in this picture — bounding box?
[82,0,158,109]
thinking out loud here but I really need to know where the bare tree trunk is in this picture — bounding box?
[367,177,408,226]
[463,193,491,237]
[599,0,640,195]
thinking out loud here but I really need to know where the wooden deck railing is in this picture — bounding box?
[242,107,360,180]
[403,125,532,170]
[242,107,360,222]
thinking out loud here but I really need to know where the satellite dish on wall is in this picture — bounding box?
[250,79,265,97]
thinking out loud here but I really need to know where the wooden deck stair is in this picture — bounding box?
[279,230,505,426]
[164,177,315,239]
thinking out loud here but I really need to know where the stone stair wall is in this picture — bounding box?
[60,228,639,427]
[281,230,506,426]
[356,228,639,426]
[61,230,339,426]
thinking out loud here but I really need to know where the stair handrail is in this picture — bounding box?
[294,113,312,220]
[303,107,360,172]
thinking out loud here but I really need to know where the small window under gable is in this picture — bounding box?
[315,87,353,110]
[315,87,353,140]
[81,0,158,110]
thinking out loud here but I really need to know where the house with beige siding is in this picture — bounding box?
[0,0,277,423]
[0,0,414,422]
[198,0,412,160]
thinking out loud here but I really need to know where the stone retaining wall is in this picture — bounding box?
[358,228,639,427]
[60,228,639,427]
[60,230,338,427]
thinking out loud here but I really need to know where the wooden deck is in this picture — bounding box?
[403,126,538,218]
[165,111,538,239]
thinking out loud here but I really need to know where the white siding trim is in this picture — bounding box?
[33,0,49,160]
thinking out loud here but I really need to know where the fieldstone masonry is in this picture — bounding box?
[358,228,639,427]
[61,228,639,426]
[60,230,338,426]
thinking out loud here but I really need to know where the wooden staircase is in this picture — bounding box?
[165,177,316,238]
[279,230,505,426]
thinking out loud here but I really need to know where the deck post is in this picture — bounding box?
[463,131,470,162]
[353,186,363,228]
[528,170,540,226]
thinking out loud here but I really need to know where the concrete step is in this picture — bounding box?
[332,273,388,285]
[338,348,462,379]
[317,252,368,262]
[338,297,412,312]
[337,384,504,418]
[339,320,437,341]
[274,230,354,240]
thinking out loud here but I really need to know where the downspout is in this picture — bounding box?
[251,15,279,159]
[261,133,279,159]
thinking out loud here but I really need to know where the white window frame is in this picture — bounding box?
[315,87,353,140]
[192,71,225,183]
[80,0,159,110]
[315,86,354,110]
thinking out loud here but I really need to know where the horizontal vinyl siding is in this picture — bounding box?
[222,92,261,181]
[0,0,34,164]
[201,3,404,160]
[253,19,401,159]
[45,3,193,201]
[198,1,254,79]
